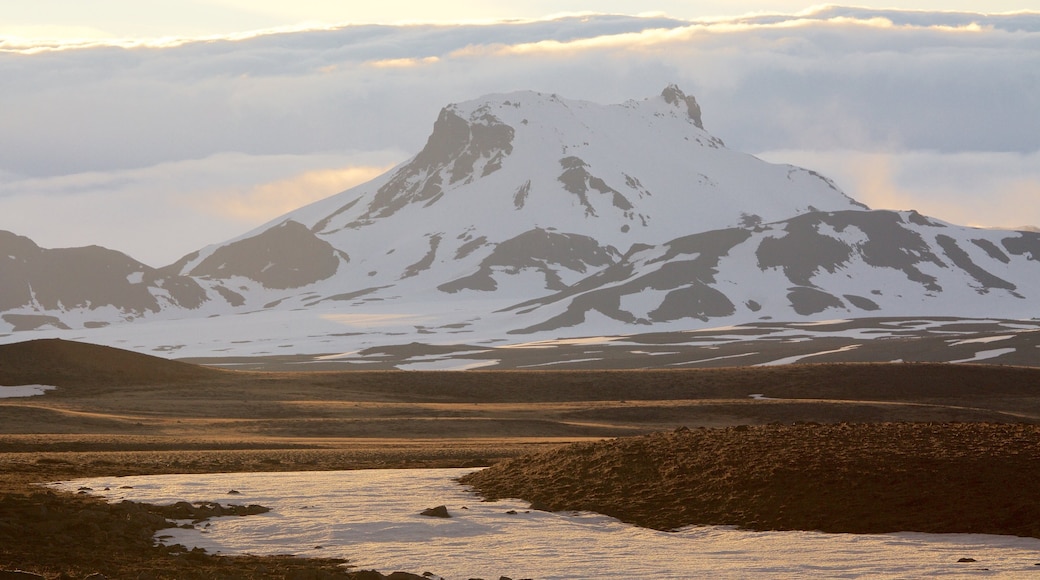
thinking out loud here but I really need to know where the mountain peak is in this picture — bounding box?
[660,84,704,129]
[293,85,860,246]
[5,86,1040,349]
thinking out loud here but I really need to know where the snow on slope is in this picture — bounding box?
[2,85,1039,356]
[501,210,1040,336]
[262,85,865,300]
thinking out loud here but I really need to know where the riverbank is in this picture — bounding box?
[462,422,1040,537]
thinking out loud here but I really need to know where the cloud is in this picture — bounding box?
[1,8,1038,265]
[366,56,441,68]
[0,0,286,46]
[0,151,405,267]
[185,164,395,222]
[0,24,115,42]
[756,149,1040,230]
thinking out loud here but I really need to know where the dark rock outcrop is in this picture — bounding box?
[188,220,344,289]
[419,505,450,518]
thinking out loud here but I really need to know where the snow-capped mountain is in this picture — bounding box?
[503,208,1040,335]
[0,230,207,331]
[2,86,1039,353]
[168,85,866,302]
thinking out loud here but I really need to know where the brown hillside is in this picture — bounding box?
[0,338,223,387]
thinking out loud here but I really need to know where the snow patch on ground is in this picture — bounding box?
[754,344,861,366]
[949,348,1017,364]
[0,384,56,398]
[396,358,499,371]
[789,319,853,327]
[501,336,620,349]
[949,335,1014,346]
[517,357,605,368]
[668,352,759,366]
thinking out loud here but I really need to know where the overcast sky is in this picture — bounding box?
[2,2,1038,267]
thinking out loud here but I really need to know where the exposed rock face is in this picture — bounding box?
[1,314,70,332]
[557,156,635,217]
[661,83,704,129]
[0,230,207,317]
[507,227,751,332]
[757,210,947,291]
[504,210,1040,334]
[353,106,515,224]
[438,229,619,293]
[188,220,344,290]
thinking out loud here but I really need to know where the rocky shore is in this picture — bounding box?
[0,448,536,580]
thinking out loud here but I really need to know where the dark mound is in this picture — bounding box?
[460,423,1040,537]
[0,338,223,387]
[0,490,386,579]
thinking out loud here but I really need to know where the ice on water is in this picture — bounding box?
[51,469,1040,579]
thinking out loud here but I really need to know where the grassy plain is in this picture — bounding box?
[3,338,1040,578]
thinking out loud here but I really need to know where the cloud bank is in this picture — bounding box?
[1,6,1037,266]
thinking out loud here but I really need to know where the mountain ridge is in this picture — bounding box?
[2,85,1038,354]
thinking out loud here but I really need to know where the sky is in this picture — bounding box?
[1,2,1038,267]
